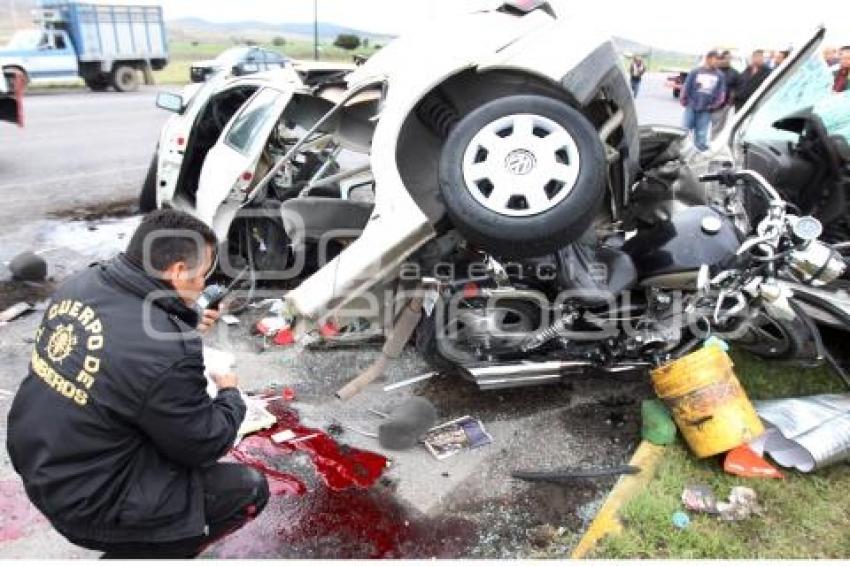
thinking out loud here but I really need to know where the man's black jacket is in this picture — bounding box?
[735,65,771,108]
[6,254,246,544]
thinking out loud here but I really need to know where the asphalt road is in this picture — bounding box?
[0,87,170,239]
[0,73,682,559]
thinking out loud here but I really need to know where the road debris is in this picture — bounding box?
[377,397,438,450]
[723,444,783,479]
[682,485,763,521]
[512,465,640,483]
[8,251,47,282]
[682,484,718,514]
[671,511,690,529]
[641,399,677,445]
[383,371,439,392]
[752,393,850,472]
[422,416,493,460]
[0,302,33,324]
[716,487,763,521]
[336,293,424,400]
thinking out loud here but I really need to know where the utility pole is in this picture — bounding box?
[313,0,318,61]
[10,0,18,30]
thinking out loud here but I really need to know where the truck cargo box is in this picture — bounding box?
[35,0,168,63]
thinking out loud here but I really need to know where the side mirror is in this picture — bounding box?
[156,91,184,113]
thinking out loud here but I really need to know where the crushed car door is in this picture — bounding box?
[195,86,295,226]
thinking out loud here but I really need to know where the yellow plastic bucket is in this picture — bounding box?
[651,345,764,458]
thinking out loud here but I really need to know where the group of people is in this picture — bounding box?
[678,45,850,151]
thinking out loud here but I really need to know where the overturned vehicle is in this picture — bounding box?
[190,2,847,389]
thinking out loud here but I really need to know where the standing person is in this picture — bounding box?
[629,54,647,97]
[711,50,740,136]
[824,46,840,68]
[680,50,726,151]
[6,210,269,559]
[735,49,771,110]
[834,46,850,93]
[773,49,790,68]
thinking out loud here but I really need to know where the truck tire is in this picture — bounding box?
[138,152,158,212]
[112,65,140,92]
[438,95,606,258]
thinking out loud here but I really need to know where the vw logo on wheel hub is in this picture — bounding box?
[504,149,536,175]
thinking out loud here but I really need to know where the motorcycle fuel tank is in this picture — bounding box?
[623,205,742,289]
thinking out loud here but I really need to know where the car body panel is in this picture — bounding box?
[285,3,637,320]
[155,70,306,209]
[194,86,296,232]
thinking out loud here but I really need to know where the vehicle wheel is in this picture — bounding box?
[439,95,606,258]
[415,297,540,375]
[112,65,140,92]
[138,152,158,212]
[673,88,681,99]
[732,310,816,361]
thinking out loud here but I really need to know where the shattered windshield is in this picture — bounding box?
[742,51,850,143]
[6,30,42,50]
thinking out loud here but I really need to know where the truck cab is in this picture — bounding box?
[1,29,79,83]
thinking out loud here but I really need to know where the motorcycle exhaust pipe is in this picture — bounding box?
[466,360,591,390]
[465,360,651,390]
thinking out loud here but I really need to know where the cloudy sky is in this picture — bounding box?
[107,0,850,53]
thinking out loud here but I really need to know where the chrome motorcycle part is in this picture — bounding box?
[789,241,847,286]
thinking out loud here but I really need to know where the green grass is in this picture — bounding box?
[592,348,850,559]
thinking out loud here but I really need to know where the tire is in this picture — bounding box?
[112,65,140,92]
[732,310,816,361]
[673,88,681,99]
[439,95,606,258]
[138,152,158,212]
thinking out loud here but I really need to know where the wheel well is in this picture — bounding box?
[394,68,624,226]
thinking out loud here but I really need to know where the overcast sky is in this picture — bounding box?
[110,0,850,53]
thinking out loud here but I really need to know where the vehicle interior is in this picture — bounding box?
[174,85,259,205]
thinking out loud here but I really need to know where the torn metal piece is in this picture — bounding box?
[753,394,850,472]
[512,465,640,483]
[0,302,33,324]
[383,371,438,392]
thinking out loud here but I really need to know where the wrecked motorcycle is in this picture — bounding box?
[413,168,846,388]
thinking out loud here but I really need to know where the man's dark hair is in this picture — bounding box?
[721,50,731,57]
[126,209,218,272]
[841,46,850,53]
[752,49,764,57]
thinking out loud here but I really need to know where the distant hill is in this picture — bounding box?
[168,16,395,44]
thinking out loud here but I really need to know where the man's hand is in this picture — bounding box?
[197,308,221,334]
[211,372,239,391]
